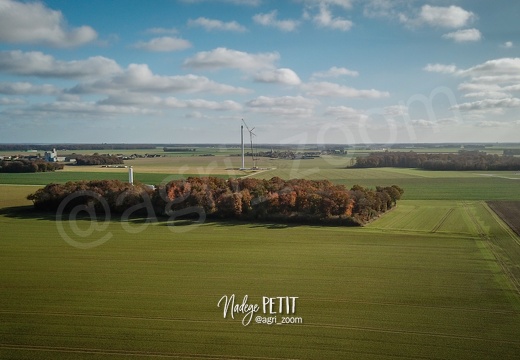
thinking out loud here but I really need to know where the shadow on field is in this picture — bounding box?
[0,205,158,225]
[0,205,58,221]
[1,206,347,230]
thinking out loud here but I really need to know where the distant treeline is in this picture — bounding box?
[163,147,196,152]
[0,160,63,173]
[74,155,124,166]
[351,151,520,171]
[27,177,403,226]
[0,144,157,151]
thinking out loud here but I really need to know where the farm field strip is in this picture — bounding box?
[2,147,520,360]
[2,184,520,360]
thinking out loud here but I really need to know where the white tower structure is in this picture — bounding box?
[128,166,134,185]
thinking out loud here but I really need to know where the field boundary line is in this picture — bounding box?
[239,168,275,179]
[0,344,298,360]
[462,201,520,295]
[0,184,45,186]
[302,322,520,345]
[485,202,520,246]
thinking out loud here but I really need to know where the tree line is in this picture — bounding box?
[0,159,64,173]
[74,155,124,166]
[27,177,403,226]
[351,151,520,171]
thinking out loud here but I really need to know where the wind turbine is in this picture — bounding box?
[242,119,258,169]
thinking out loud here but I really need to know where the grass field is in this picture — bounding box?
[1,150,520,359]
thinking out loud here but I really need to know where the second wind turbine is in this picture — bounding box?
[241,119,258,170]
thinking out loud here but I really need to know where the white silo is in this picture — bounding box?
[128,166,134,185]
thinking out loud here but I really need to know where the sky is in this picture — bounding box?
[0,0,519,144]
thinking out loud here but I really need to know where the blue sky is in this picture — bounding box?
[0,0,519,144]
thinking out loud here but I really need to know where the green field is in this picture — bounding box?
[1,151,520,359]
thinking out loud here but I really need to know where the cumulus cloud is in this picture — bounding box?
[184,47,279,72]
[246,95,318,116]
[0,82,60,95]
[180,0,261,5]
[0,97,25,105]
[452,98,520,111]
[302,81,389,98]
[442,28,481,43]
[188,17,247,32]
[363,0,404,19]
[131,37,192,52]
[254,68,301,85]
[423,63,459,74]
[101,94,242,111]
[475,120,508,128]
[145,27,178,35]
[26,101,156,117]
[313,4,353,31]
[502,41,514,49]
[69,63,250,95]
[325,106,369,121]
[0,0,97,47]
[0,50,122,79]
[311,66,358,79]
[418,5,475,28]
[299,0,353,10]
[384,105,409,117]
[253,10,300,32]
[458,58,520,83]
[411,119,437,127]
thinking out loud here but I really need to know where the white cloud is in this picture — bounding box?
[363,0,402,19]
[384,105,408,117]
[299,0,353,10]
[476,120,509,128]
[442,28,481,43]
[452,98,520,111]
[69,63,250,95]
[180,0,261,5]
[254,68,301,85]
[423,63,459,74]
[311,66,358,79]
[0,82,60,95]
[145,27,178,35]
[302,81,389,98]
[502,41,514,49]
[458,58,520,83]
[313,4,353,31]
[188,17,247,32]
[458,83,508,99]
[101,94,242,111]
[253,10,300,32]
[0,0,97,47]
[0,50,122,79]
[27,101,155,117]
[246,95,318,116]
[418,5,475,28]
[132,37,192,52]
[184,47,279,72]
[0,97,25,105]
[325,106,369,121]
[411,119,437,127]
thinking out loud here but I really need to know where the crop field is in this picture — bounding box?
[1,150,520,359]
[488,201,520,236]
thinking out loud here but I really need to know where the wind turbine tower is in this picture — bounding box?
[242,119,257,169]
[241,124,245,169]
